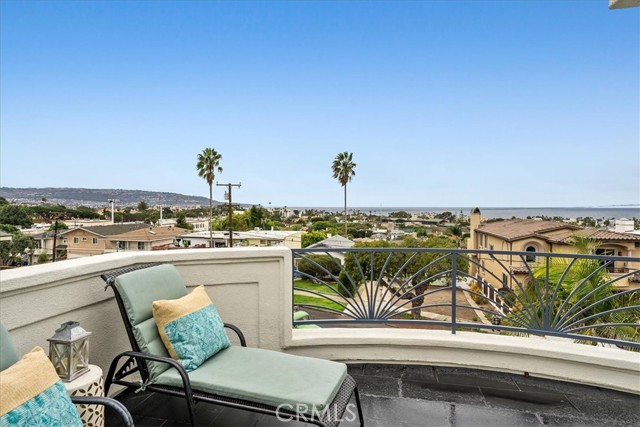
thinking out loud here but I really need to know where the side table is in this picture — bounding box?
[64,364,105,427]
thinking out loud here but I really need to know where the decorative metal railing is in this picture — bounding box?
[292,248,640,350]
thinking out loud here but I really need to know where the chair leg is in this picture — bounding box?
[185,394,196,426]
[354,387,364,427]
[104,357,120,396]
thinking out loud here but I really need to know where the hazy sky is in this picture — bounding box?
[1,1,638,208]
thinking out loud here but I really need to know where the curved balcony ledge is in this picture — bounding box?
[1,247,638,397]
[285,328,640,394]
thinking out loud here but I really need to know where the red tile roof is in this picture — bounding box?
[477,219,580,241]
[477,219,640,243]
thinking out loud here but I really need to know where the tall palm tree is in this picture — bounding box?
[196,148,223,248]
[331,152,356,235]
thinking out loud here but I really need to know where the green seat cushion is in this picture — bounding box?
[114,264,188,379]
[155,346,347,414]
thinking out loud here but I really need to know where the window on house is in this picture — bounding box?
[525,246,537,263]
[596,248,616,272]
[82,237,87,242]
[138,242,145,250]
[92,238,98,245]
[73,237,79,244]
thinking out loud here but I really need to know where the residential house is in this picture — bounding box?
[34,223,151,259]
[467,208,640,290]
[178,230,303,249]
[106,225,188,252]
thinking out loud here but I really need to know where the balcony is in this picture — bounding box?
[1,247,639,426]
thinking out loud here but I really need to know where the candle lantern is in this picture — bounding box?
[47,321,91,382]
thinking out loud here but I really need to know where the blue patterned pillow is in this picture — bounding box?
[153,285,231,371]
[0,347,83,427]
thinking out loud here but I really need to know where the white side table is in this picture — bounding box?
[64,364,105,427]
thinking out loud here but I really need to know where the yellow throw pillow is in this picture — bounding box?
[153,285,231,371]
[0,347,82,427]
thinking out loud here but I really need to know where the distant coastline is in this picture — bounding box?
[291,207,640,220]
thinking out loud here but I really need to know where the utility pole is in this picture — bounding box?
[216,182,241,247]
[108,199,119,224]
[51,216,62,262]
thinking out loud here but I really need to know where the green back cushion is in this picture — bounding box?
[0,323,20,372]
[114,264,188,379]
[155,346,347,414]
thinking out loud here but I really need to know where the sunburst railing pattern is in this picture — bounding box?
[292,248,640,350]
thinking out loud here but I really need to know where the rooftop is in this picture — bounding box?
[107,364,640,426]
[307,235,355,249]
[476,220,580,242]
[476,219,640,243]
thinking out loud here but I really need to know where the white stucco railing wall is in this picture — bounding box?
[0,247,292,372]
[1,247,638,394]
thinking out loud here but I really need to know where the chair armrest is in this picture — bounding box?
[224,323,247,347]
[105,351,195,404]
[71,395,134,427]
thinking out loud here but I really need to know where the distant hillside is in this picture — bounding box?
[0,187,222,208]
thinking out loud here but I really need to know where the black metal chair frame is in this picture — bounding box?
[71,395,134,427]
[101,263,364,427]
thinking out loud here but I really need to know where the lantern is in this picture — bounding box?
[47,321,91,382]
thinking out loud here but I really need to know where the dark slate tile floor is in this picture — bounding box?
[105,364,640,427]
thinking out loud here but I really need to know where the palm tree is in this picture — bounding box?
[196,148,223,248]
[331,152,356,235]
[447,224,463,247]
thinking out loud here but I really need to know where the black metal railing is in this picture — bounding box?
[292,248,640,350]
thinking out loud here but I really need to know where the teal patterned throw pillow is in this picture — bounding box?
[0,347,83,427]
[153,285,231,371]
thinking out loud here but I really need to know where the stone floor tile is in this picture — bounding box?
[435,366,520,391]
[350,373,401,398]
[447,402,542,427]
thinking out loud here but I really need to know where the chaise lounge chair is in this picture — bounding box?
[101,263,363,427]
[0,322,134,427]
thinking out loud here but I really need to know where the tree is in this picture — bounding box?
[297,255,342,279]
[49,222,69,231]
[504,235,640,349]
[0,224,19,234]
[332,152,356,235]
[341,237,467,319]
[248,205,266,229]
[196,148,223,248]
[0,231,35,266]
[175,212,193,230]
[137,201,148,211]
[144,210,160,226]
[389,211,411,219]
[302,231,327,248]
[0,205,33,228]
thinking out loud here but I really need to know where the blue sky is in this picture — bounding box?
[1,1,638,208]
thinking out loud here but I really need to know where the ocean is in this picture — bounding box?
[291,207,640,220]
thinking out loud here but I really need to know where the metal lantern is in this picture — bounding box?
[47,321,91,382]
